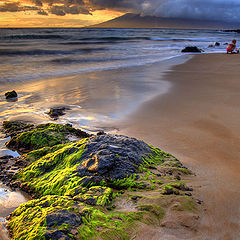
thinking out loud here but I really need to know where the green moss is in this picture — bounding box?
[77,208,143,240]
[107,174,146,190]
[6,123,84,152]
[24,143,66,162]
[2,120,34,136]
[17,139,88,196]
[7,195,76,240]
[70,186,112,206]
[137,204,165,225]
[7,128,196,240]
[180,196,198,212]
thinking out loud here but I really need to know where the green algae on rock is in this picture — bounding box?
[4,123,198,240]
[2,120,34,137]
[7,195,80,240]
[5,123,89,153]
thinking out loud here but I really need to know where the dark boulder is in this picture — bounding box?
[47,107,70,120]
[181,46,202,53]
[5,90,18,99]
[215,42,220,46]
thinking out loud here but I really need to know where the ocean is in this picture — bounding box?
[0,28,239,84]
[0,28,239,131]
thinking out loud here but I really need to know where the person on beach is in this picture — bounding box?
[227,40,239,54]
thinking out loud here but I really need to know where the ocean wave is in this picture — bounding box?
[2,34,65,40]
[49,55,144,64]
[76,36,150,41]
[0,47,106,56]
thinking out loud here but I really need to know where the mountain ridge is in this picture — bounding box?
[88,13,240,30]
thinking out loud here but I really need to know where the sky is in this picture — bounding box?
[1,0,240,27]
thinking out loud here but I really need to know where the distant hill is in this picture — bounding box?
[88,13,240,29]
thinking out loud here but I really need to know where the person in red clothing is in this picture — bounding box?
[227,39,239,54]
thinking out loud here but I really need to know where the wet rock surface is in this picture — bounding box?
[181,46,202,53]
[5,91,17,100]
[75,134,152,181]
[47,107,71,120]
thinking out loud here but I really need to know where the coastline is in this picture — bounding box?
[1,53,240,239]
[118,53,240,239]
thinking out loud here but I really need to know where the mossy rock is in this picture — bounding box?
[5,123,89,153]
[71,186,113,206]
[16,133,191,197]
[2,120,34,137]
[7,195,79,240]
[6,127,196,240]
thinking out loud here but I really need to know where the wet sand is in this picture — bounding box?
[119,53,240,240]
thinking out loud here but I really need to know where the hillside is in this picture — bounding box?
[89,13,240,29]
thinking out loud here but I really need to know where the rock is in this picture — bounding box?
[175,175,181,180]
[223,42,228,45]
[208,44,214,48]
[7,196,81,240]
[163,188,174,195]
[47,107,70,119]
[5,90,17,99]
[45,210,82,228]
[97,130,106,136]
[5,123,89,153]
[131,196,138,201]
[44,230,69,240]
[181,46,202,53]
[72,186,112,206]
[196,199,203,205]
[215,42,220,46]
[2,121,34,137]
[224,29,240,33]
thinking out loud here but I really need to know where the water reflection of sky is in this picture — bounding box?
[0,183,30,219]
[0,59,185,132]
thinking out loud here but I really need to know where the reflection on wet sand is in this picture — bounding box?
[0,60,177,130]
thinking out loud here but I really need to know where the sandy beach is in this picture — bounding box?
[119,53,240,240]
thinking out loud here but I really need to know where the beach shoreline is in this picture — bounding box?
[1,53,240,239]
[118,53,240,239]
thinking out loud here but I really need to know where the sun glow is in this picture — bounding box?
[0,0,123,28]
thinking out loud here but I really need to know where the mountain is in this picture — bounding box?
[88,13,240,29]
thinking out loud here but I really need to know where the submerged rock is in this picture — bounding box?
[5,90,18,99]
[181,46,202,53]
[47,106,70,120]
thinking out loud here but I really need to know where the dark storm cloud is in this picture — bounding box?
[87,0,240,22]
[0,1,39,12]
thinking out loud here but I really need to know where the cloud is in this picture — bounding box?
[1,0,240,22]
[0,1,39,12]
[87,0,240,22]
[49,3,90,16]
[37,9,48,15]
[138,0,240,22]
